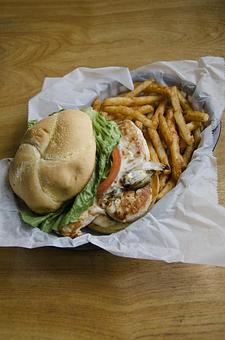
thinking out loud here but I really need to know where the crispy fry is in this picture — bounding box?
[185,111,209,123]
[152,101,166,129]
[135,120,143,130]
[147,140,160,162]
[147,128,170,171]
[101,111,108,118]
[103,95,162,107]
[157,178,176,201]
[92,97,102,111]
[133,104,154,114]
[183,144,195,167]
[133,81,142,88]
[103,106,153,128]
[166,107,184,179]
[147,112,154,120]
[159,111,172,146]
[125,79,153,97]
[193,127,201,148]
[151,172,160,205]
[177,90,192,112]
[159,173,169,192]
[179,138,187,153]
[145,83,170,96]
[170,86,194,145]
[186,121,202,131]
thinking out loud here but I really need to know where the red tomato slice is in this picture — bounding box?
[97,146,121,199]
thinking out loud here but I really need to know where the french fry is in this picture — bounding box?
[103,95,162,107]
[92,97,102,111]
[170,86,194,145]
[135,120,143,130]
[186,121,202,131]
[159,111,173,146]
[103,106,153,128]
[157,178,176,201]
[133,104,154,114]
[145,83,170,96]
[152,101,166,129]
[147,128,170,171]
[185,111,209,123]
[125,79,153,97]
[179,138,187,153]
[177,90,193,112]
[118,83,142,97]
[159,173,169,192]
[147,112,154,120]
[193,127,201,148]
[151,172,160,205]
[101,111,108,118]
[183,144,195,167]
[147,140,160,162]
[166,107,184,180]
[134,81,142,88]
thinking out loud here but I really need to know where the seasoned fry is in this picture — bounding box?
[147,140,160,162]
[101,111,108,118]
[135,120,143,130]
[159,111,172,146]
[103,106,153,128]
[179,138,187,153]
[193,127,201,148]
[133,81,142,88]
[186,121,202,131]
[170,86,194,145]
[147,112,154,120]
[133,104,154,114]
[145,83,170,96]
[125,79,153,97]
[166,107,184,180]
[177,90,192,112]
[185,111,209,123]
[151,172,160,205]
[147,128,170,170]
[92,97,102,111]
[103,95,162,107]
[157,178,176,201]
[183,144,195,167]
[152,101,166,129]
[159,173,169,192]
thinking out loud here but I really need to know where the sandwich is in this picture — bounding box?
[9,108,165,237]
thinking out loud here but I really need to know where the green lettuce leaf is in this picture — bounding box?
[27,119,38,128]
[20,108,121,234]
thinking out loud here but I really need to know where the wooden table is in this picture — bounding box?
[1,1,225,339]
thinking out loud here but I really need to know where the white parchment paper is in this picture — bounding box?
[1,56,225,267]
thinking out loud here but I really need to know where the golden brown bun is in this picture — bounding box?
[9,109,96,214]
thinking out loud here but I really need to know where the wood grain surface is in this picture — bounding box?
[0,0,225,339]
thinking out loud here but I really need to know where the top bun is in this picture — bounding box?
[9,109,96,214]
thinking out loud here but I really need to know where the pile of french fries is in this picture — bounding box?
[92,79,209,202]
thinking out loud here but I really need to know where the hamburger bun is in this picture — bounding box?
[9,109,96,214]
